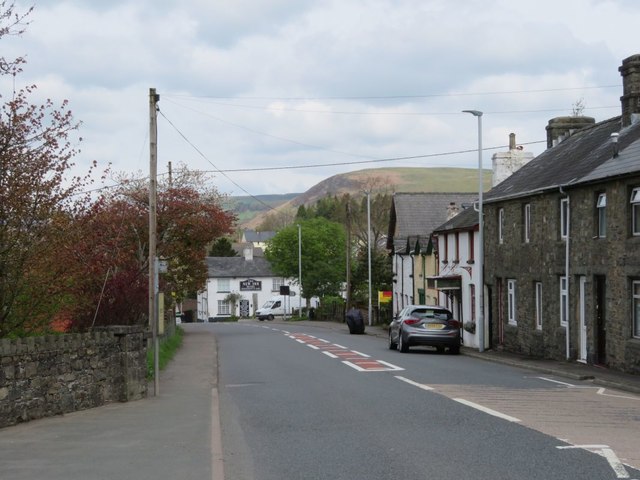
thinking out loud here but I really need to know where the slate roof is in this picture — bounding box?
[205,256,275,278]
[242,230,276,243]
[433,205,479,233]
[484,117,640,203]
[387,192,477,252]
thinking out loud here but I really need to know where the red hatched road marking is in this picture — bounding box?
[287,333,403,372]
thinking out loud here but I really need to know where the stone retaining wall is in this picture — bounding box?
[0,326,148,428]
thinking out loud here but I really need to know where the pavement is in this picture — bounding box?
[1,319,639,480]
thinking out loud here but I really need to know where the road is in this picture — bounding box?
[215,321,640,480]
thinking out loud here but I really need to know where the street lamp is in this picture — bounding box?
[297,224,302,316]
[463,110,485,353]
[366,191,372,326]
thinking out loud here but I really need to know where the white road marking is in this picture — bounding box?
[323,351,338,359]
[557,445,631,479]
[596,388,640,401]
[394,376,434,391]
[332,343,347,349]
[376,360,403,370]
[307,344,319,350]
[351,350,370,358]
[453,398,521,423]
[536,377,576,387]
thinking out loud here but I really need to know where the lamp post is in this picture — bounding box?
[366,191,372,326]
[463,110,485,353]
[297,224,302,316]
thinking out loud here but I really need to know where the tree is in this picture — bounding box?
[62,166,236,329]
[209,237,237,257]
[0,3,97,336]
[265,218,346,302]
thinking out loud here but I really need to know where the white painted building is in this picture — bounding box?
[197,247,300,321]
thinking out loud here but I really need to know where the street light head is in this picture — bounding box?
[463,109,483,117]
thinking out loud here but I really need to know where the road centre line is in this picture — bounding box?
[453,398,521,423]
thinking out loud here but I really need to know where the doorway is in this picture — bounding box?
[578,276,587,363]
[594,275,606,365]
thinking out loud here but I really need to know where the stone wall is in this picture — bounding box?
[0,326,148,428]
[484,175,640,375]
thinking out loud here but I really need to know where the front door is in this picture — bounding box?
[595,275,607,365]
[578,276,587,363]
[239,299,250,318]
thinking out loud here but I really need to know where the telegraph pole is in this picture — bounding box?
[149,88,160,395]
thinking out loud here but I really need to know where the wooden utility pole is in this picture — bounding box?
[149,88,160,395]
[345,199,351,312]
[168,160,172,187]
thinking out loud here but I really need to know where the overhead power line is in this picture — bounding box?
[164,84,621,102]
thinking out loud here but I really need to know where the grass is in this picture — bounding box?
[147,326,184,379]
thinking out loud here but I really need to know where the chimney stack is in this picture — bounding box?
[491,133,534,186]
[545,116,595,148]
[619,54,640,128]
[446,202,459,220]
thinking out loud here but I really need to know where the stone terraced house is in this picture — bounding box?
[482,54,640,375]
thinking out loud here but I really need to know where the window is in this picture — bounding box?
[597,193,607,238]
[498,208,505,244]
[217,300,230,315]
[633,280,640,339]
[272,278,284,292]
[217,278,230,293]
[468,230,475,262]
[444,234,449,262]
[454,232,460,262]
[507,279,516,325]
[524,203,531,243]
[560,276,568,326]
[560,198,569,239]
[470,284,476,322]
[535,282,543,330]
[631,187,640,236]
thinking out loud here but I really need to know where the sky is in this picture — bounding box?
[3,0,640,198]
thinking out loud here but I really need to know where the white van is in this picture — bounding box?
[256,296,294,321]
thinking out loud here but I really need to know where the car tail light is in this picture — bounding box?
[448,320,461,328]
[403,318,421,325]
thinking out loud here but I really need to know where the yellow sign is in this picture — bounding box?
[378,291,392,304]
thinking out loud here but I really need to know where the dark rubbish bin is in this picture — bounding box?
[345,308,365,334]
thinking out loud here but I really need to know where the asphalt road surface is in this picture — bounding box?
[215,321,640,480]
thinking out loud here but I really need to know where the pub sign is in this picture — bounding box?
[240,279,262,291]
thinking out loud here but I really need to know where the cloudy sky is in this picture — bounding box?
[3,0,639,197]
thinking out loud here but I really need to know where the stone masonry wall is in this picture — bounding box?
[0,326,148,428]
[484,174,640,375]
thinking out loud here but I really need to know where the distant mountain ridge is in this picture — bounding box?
[232,167,489,229]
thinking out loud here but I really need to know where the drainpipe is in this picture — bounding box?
[560,186,571,360]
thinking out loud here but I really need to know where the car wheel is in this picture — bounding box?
[268,314,274,321]
[449,345,460,355]
[398,331,409,353]
[388,330,397,350]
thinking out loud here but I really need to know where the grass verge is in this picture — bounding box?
[147,326,184,379]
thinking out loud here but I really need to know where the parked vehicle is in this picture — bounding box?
[256,296,294,321]
[388,305,461,354]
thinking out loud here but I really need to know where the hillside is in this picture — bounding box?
[235,167,490,229]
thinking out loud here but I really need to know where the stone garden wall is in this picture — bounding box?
[0,326,148,428]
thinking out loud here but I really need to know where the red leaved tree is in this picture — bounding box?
[64,167,236,329]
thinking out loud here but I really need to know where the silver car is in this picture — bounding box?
[388,305,461,354]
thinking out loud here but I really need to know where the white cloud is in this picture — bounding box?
[3,0,638,196]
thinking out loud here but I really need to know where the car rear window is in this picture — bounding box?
[411,308,451,320]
